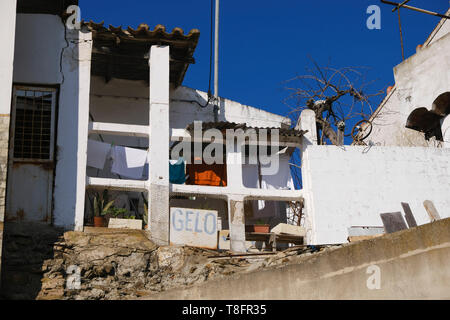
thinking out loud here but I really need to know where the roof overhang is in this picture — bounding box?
[17,0,78,15]
[184,122,307,146]
[84,21,200,87]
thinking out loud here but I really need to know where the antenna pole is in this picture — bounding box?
[212,0,220,122]
[214,0,220,100]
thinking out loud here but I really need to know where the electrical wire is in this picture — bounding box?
[198,0,215,108]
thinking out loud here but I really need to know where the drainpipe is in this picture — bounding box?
[213,0,220,122]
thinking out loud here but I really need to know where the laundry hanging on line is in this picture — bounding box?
[87,139,111,170]
[186,162,227,187]
[242,154,295,212]
[170,158,186,185]
[111,146,148,180]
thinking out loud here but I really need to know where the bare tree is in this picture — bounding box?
[284,60,384,146]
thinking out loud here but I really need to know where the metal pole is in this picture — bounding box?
[381,0,450,19]
[214,0,220,100]
[392,0,411,13]
[397,9,405,61]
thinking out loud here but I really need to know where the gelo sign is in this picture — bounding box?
[170,208,218,249]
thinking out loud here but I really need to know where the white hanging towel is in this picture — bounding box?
[87,139,111,170]
[111,146,148,180]
[258,154,295,210]
[260,154,294,189]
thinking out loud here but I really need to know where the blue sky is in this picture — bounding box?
[79,0,449,119]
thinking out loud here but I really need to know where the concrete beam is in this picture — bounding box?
[89,122,149,138]
[87,177,147,193]
[170,184,303,201]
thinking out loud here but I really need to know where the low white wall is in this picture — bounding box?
[302,145,450,244]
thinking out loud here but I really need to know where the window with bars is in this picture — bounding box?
[12,87,57,161]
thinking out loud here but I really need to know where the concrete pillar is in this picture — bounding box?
[226,143,246,252]
[227,196,247,253]
[296,109,318,150]
[0,0,17,283]
[53,29,92,231]
[296,109,318,245]
[148,45,170,245]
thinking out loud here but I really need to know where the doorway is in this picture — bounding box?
[6,86,57,223]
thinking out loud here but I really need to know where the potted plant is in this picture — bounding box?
[246,219,271,233]
[93,190,115,228]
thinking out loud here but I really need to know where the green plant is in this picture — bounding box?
[255,219,267,225]
[107,207,129,218]
[143,202,148,225]
[93,190,115,218]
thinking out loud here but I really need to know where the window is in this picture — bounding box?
[11,87,57,161]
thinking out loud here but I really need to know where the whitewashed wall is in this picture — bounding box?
[13,14,66,84]
[89,76,289,136]
[368,29,450,147]
[302,145,450,245]
[425,9,450,46]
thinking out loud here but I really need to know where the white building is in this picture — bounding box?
[0,0,305,255]
[363,9,450,148]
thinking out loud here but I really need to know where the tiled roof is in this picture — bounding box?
[83,21,200,86]
[83,21,200,45]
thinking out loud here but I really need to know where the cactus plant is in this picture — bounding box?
[93,190,115,217]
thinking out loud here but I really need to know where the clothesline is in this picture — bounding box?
[87,140,148,180]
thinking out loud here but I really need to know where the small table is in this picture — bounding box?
[245,232,304,252]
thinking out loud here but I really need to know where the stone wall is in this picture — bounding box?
[0,223,335,300]
[150,218,450,300]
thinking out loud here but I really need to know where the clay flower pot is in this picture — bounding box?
[246,224,271,233]
[94,216,105,228]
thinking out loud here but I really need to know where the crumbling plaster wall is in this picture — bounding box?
[368,30,450,147]
[302,145,450,245]
[12,14,92,230]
